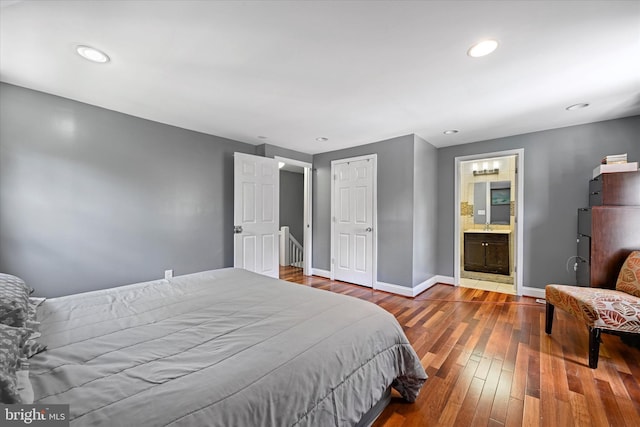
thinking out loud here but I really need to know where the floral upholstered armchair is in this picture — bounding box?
[545,250,640,368]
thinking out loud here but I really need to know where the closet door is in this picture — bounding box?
[332,156,375,287]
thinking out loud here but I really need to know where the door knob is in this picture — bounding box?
[234,225,243,234]
[366,227,372,232]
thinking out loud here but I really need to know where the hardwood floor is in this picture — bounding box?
[279,266,640,427]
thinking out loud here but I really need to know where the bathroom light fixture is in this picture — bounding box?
[278,162,285,169]
[76,45,110,63]
[316,137,329,142]
[566,103,590,111]
[473,161,499,176]
[467,39,498,58]
[443,129,459,135]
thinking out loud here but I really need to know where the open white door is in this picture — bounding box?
[332,155,376,287]
[234,152,279,278]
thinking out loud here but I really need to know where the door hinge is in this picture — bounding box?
[333,174,337,180]
[331,258,335,264]
[332,216,336,222]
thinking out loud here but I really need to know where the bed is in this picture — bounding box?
[26,268,426,426]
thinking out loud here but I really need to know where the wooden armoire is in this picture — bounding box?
[576,171,640,288]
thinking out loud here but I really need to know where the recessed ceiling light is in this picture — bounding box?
[76,45,110,63]
[566,103,590,111]
[257,135,268,139]
[443,129,459,135]
[467,39,499,58]
[316,137,329,142]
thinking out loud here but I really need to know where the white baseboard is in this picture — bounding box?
[374,281,415,297]
[433,275,455,286]
[310,267,546,300]
[411,276,440,296]
[520,286,546,299]
[375,275,452,298]
[311,268,331,279]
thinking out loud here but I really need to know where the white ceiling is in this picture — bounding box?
[1,1,639,154]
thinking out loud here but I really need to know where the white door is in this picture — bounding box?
[234,152,279,278]
[332,156,375,287]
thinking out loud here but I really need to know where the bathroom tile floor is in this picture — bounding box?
[459,277,516,295]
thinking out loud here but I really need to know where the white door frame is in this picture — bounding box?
[274,156,313,277]
[454,148,524,295]
[330,154,378,287]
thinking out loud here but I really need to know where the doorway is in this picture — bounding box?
[454,149,524,295]
[274,156,313,277]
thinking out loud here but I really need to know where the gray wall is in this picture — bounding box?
[3,83,638,296]
[257,143,313,164]
[0,83,255,297]
[279,170,304,242]
[313,134,418,288]
[436,116,640,289]
[412,135,438,286]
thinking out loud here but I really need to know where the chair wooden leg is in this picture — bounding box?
[545,303,555,334]
[588,327,601,369]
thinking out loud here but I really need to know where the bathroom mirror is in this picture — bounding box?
[473,181,511,225]
[490,181,511,224]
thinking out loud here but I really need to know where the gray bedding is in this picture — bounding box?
[30,268,426,426]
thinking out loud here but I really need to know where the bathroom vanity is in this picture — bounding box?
[463,230,510,275]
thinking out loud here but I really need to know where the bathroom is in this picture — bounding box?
[459,155,517,295]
